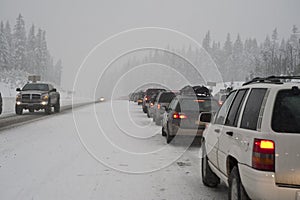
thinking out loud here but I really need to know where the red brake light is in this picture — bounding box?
[173,112,187,119]
[252,138,275,171]
[150,102,154,107]
[194,99,205,102]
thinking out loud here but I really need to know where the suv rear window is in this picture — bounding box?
[146,89,165,96]
[178,98,219,112]
[272,89,300,133]
[158,93,175,103]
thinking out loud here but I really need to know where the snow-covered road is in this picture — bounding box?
[0,100,227,200]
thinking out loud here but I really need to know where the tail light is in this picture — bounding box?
[218,100,223,105]
[252,138,275,171]
[157,104,161,110]
[173,112,187,119]
[150,102,154,107]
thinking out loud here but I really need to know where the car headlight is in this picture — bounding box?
[16,93,21,101]
[42,94,49,101]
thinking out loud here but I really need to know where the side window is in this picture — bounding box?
[48,84,53,91]
[225,89,248,127]
[214,91,236,125]
[240,88,267,130]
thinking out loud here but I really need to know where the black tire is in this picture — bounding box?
[142,106,147,113]
[147,110,150,118]
[29,108,34,113]
[15,105,23,115]
[228,166,250,200]
[166,125,174,144]
[54,99,60,113]
[0,106,2,115]
[201,142,220,187]
[162,127,166,137]
[45,105,51,114]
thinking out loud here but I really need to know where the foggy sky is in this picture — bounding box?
[1,0,300,90]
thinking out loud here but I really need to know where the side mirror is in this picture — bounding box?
[16,88,21,92]
[199,112,212,123]
[52,88,57,92]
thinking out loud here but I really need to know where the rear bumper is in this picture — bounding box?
[239,164,300,200]
[169,126,204,137]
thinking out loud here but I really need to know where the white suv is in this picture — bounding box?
[200,77,300,200]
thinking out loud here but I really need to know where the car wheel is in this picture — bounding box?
[15,105,23,115]
[228,166,249,200]
[29,108,34,113]
[45,105,51,114]
[162,127,166,137]
[201,142,220,187]
[166,125,174,144]
[142,106,147,113]
[147,110,150,118]
[54,99,60,113]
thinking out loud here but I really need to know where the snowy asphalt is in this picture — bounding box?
[0,100,227,200]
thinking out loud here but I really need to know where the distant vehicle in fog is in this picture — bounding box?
[152,91,176,125]
[15,82,60,115]
[142,88,166,113]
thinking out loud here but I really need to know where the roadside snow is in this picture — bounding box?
[0,101,227,200]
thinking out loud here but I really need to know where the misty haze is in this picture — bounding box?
[0,1,300,200]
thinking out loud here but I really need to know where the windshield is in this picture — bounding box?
[272,89,300,133]
[22,84,49,91]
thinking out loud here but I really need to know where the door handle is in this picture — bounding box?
[226,131,233,136]
[214,129,220,133]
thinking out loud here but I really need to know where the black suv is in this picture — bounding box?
[15,83,60,115]
[162,94,219,143]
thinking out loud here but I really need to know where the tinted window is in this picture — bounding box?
[272,89,300,133]
[215,91,236,125]
[159,93,176,103]
[225,89,248,127]
[240,88,267,130]
[177,98,219,112]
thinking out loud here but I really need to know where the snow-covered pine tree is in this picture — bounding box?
[202,31,211,52]
[13,14,27,70]
[0,21,10,70]
[26,24,36,74]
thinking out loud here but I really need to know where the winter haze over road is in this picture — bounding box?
[1,0,299,92]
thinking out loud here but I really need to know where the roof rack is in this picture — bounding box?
[243,76,300,86]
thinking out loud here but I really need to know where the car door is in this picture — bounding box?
[205,91,236,168]
[217,89,249,175]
